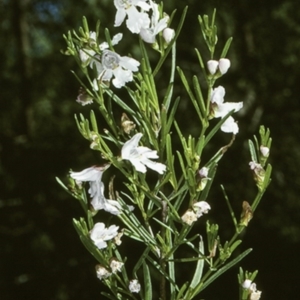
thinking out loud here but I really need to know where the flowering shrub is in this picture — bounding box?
[58,1,272,299]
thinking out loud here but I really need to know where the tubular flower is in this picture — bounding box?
[91,50,140,88]
[114,0,151,33]
[139,1,168,43]
[70,165,122,215]
[121,133,166,174]
[210,86,243,134]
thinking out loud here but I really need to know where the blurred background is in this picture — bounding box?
[1,0,299,299]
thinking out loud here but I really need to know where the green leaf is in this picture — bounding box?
[177,67,202,121]
[248,139,258,162]
[143,262,152,300]
[220,37,233,58]
[55,177,70,193]
[176,282,189,300]
[190,237,205,289]
[162,43,176,111]
[166,134,178,189]
[192,75,206,120]
[176,151,187,179]
[165,96,180,136]
[133,246,151,276]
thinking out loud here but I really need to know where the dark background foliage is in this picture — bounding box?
[1,0,299,299]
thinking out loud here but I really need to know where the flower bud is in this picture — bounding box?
[260,145,269,157]
[242,279,252,289]
[207,60,219,75]
[239,201,253,226]
[163,28,175,44]
[218,58,231,74]
[121,113,136,134]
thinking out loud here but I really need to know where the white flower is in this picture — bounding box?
[90,181,122,215]
[162,27,175,44]
[207,58,231,75]
[110,259,124,273]
[193,201,211,218]
[114,0,151,33]
[139,1,168,43]
[181,209,198,225]
[121,133,166,174]
[129,279,141,293]
[210,86,243,134]
[95,264,111,280]
[70,165,106,182]
[90,222,119,249]
[220,116,239,134]
[91,50,140,88]
[70,165,122,215]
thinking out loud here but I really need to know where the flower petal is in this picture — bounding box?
[121,133,143,159]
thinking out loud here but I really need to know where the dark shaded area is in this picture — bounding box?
[1,0,299,299]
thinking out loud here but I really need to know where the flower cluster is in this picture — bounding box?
[95,259,124,280]
[61,2,272,297]
[114,0,174,44]
[181,201,211,225]
[77,31,140,90]
[70,133,166,212]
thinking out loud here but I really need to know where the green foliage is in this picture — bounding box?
[1,0,300,299]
